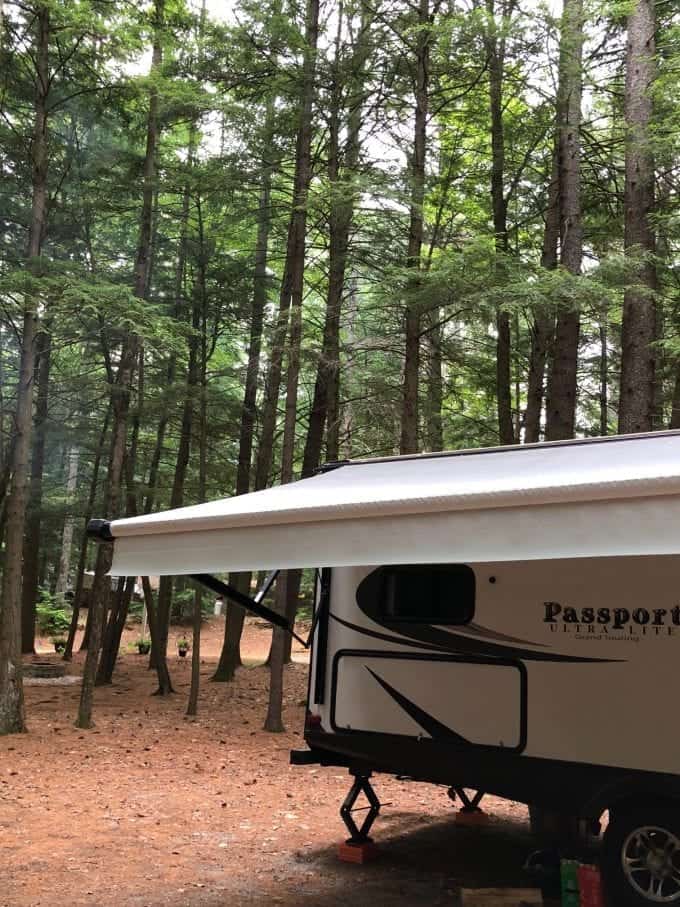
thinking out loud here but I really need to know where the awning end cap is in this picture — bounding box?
[87,518,113,542]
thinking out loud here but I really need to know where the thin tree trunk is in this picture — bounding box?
[0,4,50,734]
[524,140,560,443]
[55,446,80,598]
[188,226,209,710]
[213,99,276,683]
[96,363,145,687]
[264,0,320,733]
[21,324,52,653]
[400,0,430,455]
[618,0,657,434]
[599,315,608,435]
[425,309,443,451]
[95,577,135,685]
[334,276,358,459]
[141,576,174,695]
[264,575,287,733]
[669,370,680,429]
[76,0,164,728]
[485,0,514,446]
[186,586,202,716]
[302,1,368,476]
[64,404,111,661]
[545,0,584,442]
[253,260,293,492]
[237,100,275,498]
[154,156,197,670]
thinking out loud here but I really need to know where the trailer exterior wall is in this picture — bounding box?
[306,556,680,803]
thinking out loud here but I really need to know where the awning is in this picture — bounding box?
[95,431,680,576]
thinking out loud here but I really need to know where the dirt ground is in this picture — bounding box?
[1,618,548,907]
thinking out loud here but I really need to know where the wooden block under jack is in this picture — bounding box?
[455,808,490,826]
[461,889,543,906]
[337,840,378,864]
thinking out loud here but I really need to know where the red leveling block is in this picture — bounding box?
[338,772,381,863]
[450,788,489,825]
[455,807,490,826]
[338,840,379,864]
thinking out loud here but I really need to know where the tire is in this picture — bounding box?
[529,805,579,847]
[602,803,680,906]
[529,804,549,840]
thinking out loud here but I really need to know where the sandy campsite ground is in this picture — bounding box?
[1,618,546,907]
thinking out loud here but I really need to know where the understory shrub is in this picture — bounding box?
[36,589,71,636]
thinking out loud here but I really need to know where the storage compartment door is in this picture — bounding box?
[332,652,525,751]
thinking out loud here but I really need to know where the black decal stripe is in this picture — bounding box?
[366,668,470,745]
[391,626,620,664]
[334,612,619,664]
[330,612,447,652]
[463,622,548,648]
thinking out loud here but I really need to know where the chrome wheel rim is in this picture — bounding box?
[622,825,680,902]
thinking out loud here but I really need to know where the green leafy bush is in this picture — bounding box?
[36,589,71,636]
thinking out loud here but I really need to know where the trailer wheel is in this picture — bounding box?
[528,804,548,840]
[528,805,579,846]
[602,804,680,905]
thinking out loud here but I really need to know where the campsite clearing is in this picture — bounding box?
[1,618,541,907]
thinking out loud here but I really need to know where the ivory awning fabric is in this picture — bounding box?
[106,432,680,576]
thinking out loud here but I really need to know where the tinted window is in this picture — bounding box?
[379,564,475,625]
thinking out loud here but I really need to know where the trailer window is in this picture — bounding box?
[377,564,475,625]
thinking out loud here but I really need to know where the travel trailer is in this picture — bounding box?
[89,430,680,907]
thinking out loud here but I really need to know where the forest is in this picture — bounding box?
[0,0,675,736]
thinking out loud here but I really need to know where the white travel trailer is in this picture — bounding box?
[89,431,680,907]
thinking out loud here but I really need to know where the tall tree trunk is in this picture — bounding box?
[400,0,430,455]
[524,141,560,443]
[255,0,320,495]
[21,325,52,653]
[54,446,80,598]
[264,0,320,733]
[237,99,275,498]
[545,0,584,442]
[187,199,208,715]
[213,100,276,683]
[76,0,164,728]
[618,0,657,434]
[302,2,368,477]
[154,156,197,672]
[0,4,50,734]
[485,0,514,446]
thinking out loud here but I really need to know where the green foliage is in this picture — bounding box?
[36,591,71,637]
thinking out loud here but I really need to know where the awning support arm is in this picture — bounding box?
[190,572,308,649]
